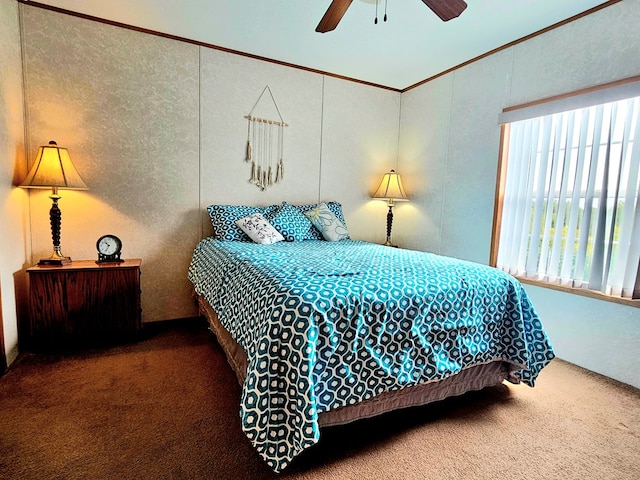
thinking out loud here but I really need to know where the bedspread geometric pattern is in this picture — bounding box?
[188,239,555,472]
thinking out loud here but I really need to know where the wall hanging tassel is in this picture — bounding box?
[250,161,257,184]
[245,118,252,162]
[258,121,268,190]
[259,120,265,186]
[277,158,284,182]
[244,85,288,191]
[275,123,284,183]
[256,165,263,189]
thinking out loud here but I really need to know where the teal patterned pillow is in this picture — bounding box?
[303,203,349,241]
[208,204,278,241]
[235,213,284,245]
[267,202,312,242]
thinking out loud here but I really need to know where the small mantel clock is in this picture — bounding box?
[96,234,124,263]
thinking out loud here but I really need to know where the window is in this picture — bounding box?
[494,80,640,300]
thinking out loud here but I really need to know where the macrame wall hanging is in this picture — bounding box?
[244,85,289,190]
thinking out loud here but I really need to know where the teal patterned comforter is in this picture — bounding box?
[188,238,554,472]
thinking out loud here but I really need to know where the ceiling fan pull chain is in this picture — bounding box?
[374,0,378,24]
[384,0,388,22]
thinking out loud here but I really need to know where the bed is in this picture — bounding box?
[188,209,555,472]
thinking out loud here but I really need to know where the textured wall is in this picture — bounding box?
[22,6,201,322]
[399,0,640,387]
[399,49,512,261]
[20,6,401,322]
[198,51,400,244]
[199,48,324,227]
[0,0,28,366]
[397,75,452,254]
[320,76,401,245]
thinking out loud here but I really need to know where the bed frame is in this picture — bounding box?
[197,295,515,427]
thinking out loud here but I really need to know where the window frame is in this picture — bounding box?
[491,76,640,308]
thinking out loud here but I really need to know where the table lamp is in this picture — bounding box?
[20,140,88,265]
[372,169,409,247]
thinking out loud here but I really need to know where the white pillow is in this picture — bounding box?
[235,213,284,245]
[303,202,349,242]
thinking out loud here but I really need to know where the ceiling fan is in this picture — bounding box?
[316,0,467,33]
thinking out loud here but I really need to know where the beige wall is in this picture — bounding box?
[398,0,640,388]
[0,0,28,366]
[20,5,401,323]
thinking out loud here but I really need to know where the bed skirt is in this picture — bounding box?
[196,295,514,428]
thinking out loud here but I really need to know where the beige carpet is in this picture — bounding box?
[0,319,638,480]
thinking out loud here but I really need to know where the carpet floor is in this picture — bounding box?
[1,318,638,480]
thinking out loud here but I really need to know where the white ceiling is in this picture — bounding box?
[26,0,612,90]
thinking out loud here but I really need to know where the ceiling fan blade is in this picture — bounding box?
[421,0,467,22]
[316,0,353,33]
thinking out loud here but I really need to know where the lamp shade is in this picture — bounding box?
[372,169,409,201]
[20,141,87,190]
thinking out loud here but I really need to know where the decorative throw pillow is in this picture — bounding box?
[207,204,278,241]
[303,203,349,242]
[266,202,313,241]
[235,213,284,245]
[294,202,348,240]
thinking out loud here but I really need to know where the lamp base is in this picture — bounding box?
[382,204,398,248]
[38,256,72,266]
[38,248,72,266]
[37,192,73,266]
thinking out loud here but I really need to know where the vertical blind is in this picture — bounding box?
[497,95,640,298]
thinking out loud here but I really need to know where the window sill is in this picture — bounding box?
[516,276,640,309]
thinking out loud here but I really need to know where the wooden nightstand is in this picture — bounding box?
[24,259,142,351]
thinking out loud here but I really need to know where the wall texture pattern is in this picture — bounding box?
[0,0,28,366]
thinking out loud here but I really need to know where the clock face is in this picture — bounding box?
[97,235,121,255]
